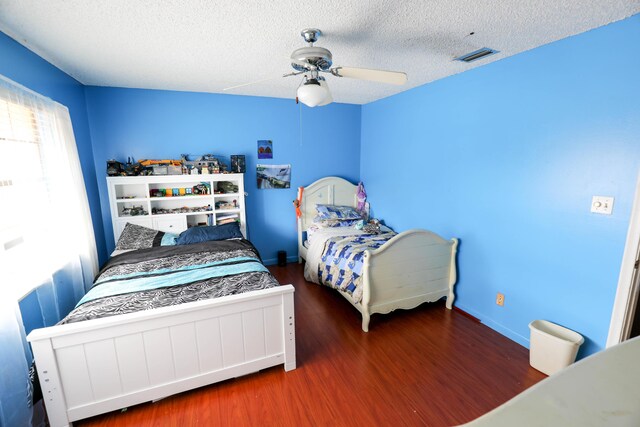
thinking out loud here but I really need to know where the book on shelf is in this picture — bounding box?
[217,212,239,220]
[217,218,239,225]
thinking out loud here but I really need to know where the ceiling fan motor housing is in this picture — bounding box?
[291,46,333,71]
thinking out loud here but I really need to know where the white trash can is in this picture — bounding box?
[528,320,584,376]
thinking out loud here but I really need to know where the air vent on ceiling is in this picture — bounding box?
[455,48,498,63]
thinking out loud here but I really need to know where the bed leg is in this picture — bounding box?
[361,313,370,332]
[446,291,455,310]
[446,238,458,310]
[283,290,297,371]
[31,340,72,427]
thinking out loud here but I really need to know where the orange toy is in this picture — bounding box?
[293,187,304,218]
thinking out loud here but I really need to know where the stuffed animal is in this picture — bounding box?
[363,218,382,234]
[356,182,367,214]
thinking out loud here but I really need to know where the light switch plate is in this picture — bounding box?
[591,196,614,215]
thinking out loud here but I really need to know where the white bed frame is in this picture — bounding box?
[27,281,295,427]
[298,177,458,332]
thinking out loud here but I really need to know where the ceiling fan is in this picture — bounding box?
[223,28,408,107]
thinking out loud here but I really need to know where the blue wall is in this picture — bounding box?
[361,15,640,357]
[84,87,361,264]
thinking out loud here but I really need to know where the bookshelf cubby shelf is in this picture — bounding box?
[107,174,247,241]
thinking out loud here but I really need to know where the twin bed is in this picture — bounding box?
[298,176,459,331]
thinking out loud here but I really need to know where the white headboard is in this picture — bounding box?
[298,176,358,233]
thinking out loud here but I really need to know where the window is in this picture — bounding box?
[0,76,97,299]
[0,98,46,252]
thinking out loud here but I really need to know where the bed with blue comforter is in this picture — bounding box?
[303,223,457,332]
[299,177,458,333]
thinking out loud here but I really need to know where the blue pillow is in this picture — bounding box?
[176,222,243,245]
[160,232,179,246]
[315,204,362,221]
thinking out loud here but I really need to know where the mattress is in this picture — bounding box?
[61,239,279,324]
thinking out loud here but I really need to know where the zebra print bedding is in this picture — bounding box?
[60,239,279,324]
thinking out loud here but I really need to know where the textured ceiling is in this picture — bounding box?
[0,1,638,105]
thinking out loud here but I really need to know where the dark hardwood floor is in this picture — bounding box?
[77,263,545,426]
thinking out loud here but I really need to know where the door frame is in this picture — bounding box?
[607,170,640,347]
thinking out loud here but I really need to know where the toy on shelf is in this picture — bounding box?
[181,154,228,174]
[107,158,184,176]
[215,201,236,210]
[107,159,124,176]
[216,181,239,194]
[151,205,213,215]
[121,205,148,216]
[193,182,211,195]
[230,155,246,173]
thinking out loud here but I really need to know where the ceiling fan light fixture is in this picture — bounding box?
[317,77,332,106]
[297,77,331,107]
[226,28,406,105]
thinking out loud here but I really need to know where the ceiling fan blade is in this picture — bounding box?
[223,72,301,91]
[331,67,407,85]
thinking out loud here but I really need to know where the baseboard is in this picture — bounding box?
[453,306,480,323]
[455,303,531,349]
[263,255,299,266]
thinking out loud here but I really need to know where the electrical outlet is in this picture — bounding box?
[496,293,505,306]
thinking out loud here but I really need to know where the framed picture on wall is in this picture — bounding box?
[257,140,273,159]
[257,164,291,189]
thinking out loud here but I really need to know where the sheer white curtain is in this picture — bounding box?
[0,74,98,426]
[0,75,98,299]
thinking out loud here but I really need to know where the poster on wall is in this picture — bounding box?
[257,140,273,159]
[257,164,291,189]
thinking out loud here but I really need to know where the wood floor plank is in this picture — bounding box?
[76,263,545,426]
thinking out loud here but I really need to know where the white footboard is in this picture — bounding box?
[27,285,296,427]
[360,230,458,331]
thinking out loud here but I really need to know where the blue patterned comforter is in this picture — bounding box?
[318,232,396,304]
